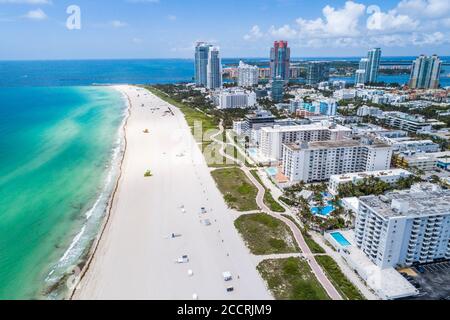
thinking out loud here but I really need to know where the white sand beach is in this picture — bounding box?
[72,85,271,300]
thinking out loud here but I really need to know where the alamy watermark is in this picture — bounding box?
[66,5,81,30]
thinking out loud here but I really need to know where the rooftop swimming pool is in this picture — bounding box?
[265,167,278,176]
[331,232,352,247]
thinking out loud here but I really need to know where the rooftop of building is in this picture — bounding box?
[401,150,450,160]
[359,189,450,218]
[284,138,390,151]
[330,169,412,183]
[261,122,352,133]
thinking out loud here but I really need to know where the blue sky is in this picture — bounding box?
[0,0,449,60]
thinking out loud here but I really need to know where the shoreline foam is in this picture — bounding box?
[43,87,131,300]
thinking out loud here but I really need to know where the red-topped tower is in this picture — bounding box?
[270,41,291,81]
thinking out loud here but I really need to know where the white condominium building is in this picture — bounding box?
[355,190,450,269]
[329,169,412,195]
[382,112,433,133]
[214,88,256,109]
[282,139,393,183]
[238,61,259,87]
[259,122,352,160]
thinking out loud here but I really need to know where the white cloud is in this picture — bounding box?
[167,15,176,21]
[269,24,297,39]
[110,20,127,28]
[295,1,366,38]
[242,0,450,50]
[366,7,419,32]
[411,31,448,45]
[22,8,46,20]
[397,0,450,18]
[243,25,264,41]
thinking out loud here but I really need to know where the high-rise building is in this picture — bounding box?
[213,88,256,109]
[306,62,330,86]
[355,190,450,268]
[259,122,352,160]
[366,48,382,83]
[271,76,284,103]
[207,47,222,90]
[282,138,393,183]
[237,61,259,87]
[409,55,442,89]
[355,49,381,84]
[270,41,291,81]
[195,42,212,86]
[355,69,367,85]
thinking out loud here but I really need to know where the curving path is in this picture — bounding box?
[211,122,343,301]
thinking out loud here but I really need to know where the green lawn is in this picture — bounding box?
[316,255,365,300]
[250,170,286,213]
[257,258,330,300]
[211,168,258,211]
[281,215,326,254]
[234,213,300,255]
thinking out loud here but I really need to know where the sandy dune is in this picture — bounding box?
[73,85,271,300]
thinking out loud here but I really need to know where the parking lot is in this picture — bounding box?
[401,261,450,300]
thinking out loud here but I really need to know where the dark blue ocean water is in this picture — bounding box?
[1,58,449,87]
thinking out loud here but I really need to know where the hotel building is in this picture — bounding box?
[355,190,450,268]
[282,139,393,183]
[259,122,352,160]
[213,88,256,109]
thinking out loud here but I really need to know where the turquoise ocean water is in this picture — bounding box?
[0,86,127,299]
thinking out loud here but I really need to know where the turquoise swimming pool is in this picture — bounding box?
[248,148,258,158]
[311,205,334,216]
[311,201,336,216]
[331,232,351,247]
[265,167,278,176]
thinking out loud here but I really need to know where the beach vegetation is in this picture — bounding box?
[234,213,299,255]
[315,255,365,300]
[211,168,258,211]
[144,170,153,177]
[281,214,326,254]
[257,258,330,300]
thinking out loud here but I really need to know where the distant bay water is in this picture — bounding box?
[0,57,448,299]
[0,58,449,87]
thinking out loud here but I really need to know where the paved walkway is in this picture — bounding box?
[211,123,343,301]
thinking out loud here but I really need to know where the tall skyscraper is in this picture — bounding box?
[306,62,330,86]
[409,55,442,89]
[366,48,382,83]
[271,76,284,103]
[238,61,259,87]
[270,41,291,81]
[355,49,382,84]
[195,42,212,87]
[207,46,222,90]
